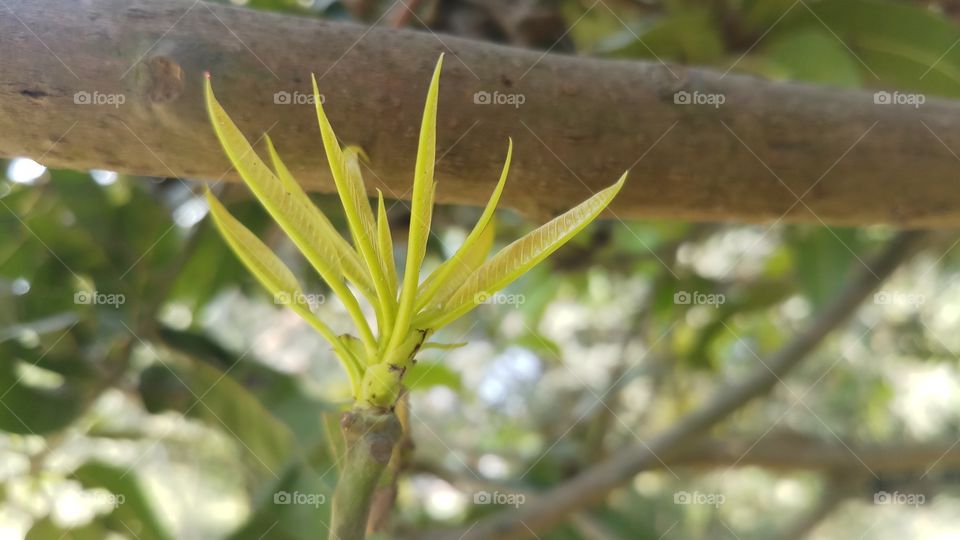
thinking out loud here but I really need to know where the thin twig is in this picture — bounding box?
[427,230,928,540]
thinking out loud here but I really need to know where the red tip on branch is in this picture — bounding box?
[203,71,211,79]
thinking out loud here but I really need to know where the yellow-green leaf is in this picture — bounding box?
[418,172,628,329]
[416,215,496,314]
[311,75,396,332]
[263,134,376,301]
[376,190,399,296]
[416,138,512,311]
[205,76,376,352]
[342,146,396,322]
[204,191,355,366]
[388,54,444,352]
[205,191,300,300]
[341,146,378,254]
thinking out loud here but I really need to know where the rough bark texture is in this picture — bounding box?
[5,0,960,226]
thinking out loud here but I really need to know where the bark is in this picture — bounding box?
[5,1,960,225]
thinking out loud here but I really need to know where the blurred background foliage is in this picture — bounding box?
[4,0,960,538]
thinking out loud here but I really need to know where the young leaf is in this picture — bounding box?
[204,76,377,352]
[388,54,444,352]
[342,146,396,323]
[263,134,376,302]
[417,172,628,329]
[205,192,300,305]
[311,75,396,331]
[204,191,354,367]
[341,147,378,255]
[376,190,399,296]
[416,215,496,313]
[416,138,512,311]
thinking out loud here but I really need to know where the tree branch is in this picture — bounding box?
[672,435,960,473]
[772,475,855,540]
[4,1,960,225]
[429,230,927,540]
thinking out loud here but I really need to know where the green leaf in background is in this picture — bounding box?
[758,28,862,87]
[137,337,343,539]
[602,8,725,64]
[791,226,864,309]
[229,460,333,540]
[71,462,172,540]
[766,0,960,97]
[741,0,798,34]
[26,517,108,540]
[814,0,960,93]
[0,342,89,434]
[405,361,463,391]
[138,358,297,489]
[155,327,338,449]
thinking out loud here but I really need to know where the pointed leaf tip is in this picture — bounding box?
[418,172,627,329]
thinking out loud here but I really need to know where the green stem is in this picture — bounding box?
[329,408,402,540]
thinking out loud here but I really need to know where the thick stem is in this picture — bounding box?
[366,392,412,533]
[330,409,402,540]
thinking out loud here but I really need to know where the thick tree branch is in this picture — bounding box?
[430,231,926,540]
[4,1,960,225]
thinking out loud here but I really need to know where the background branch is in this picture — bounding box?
[429,230,927,540]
